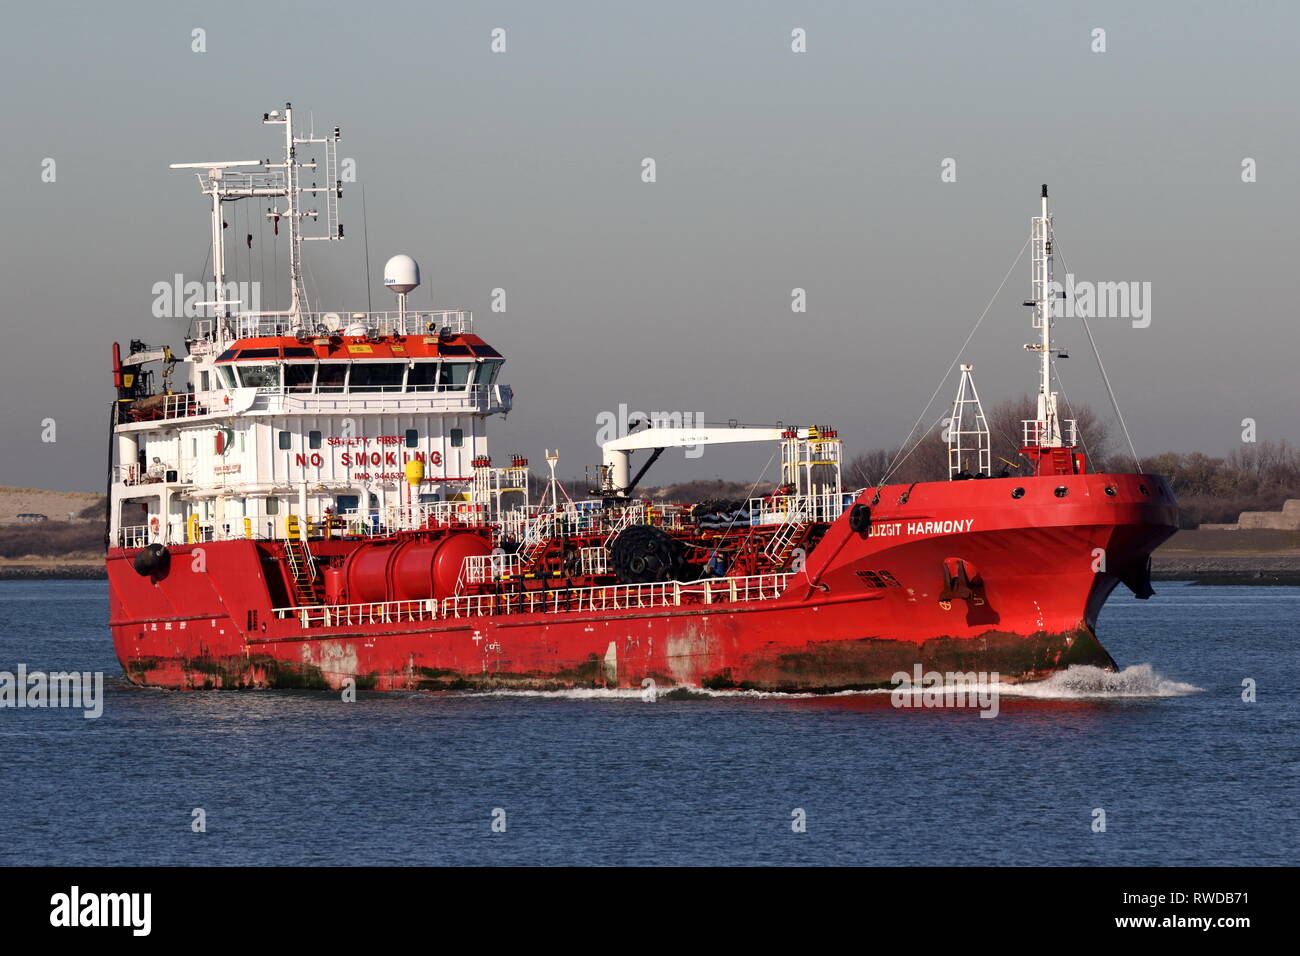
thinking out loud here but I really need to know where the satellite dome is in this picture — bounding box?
[383,254,420,294]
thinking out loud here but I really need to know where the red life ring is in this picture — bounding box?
[149,516,161,535]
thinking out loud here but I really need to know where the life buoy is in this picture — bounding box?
[149,516,161,535]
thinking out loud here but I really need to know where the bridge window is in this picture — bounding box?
[238,364,280,389]
[407,362,439,390]
[439,362,470,390]
[218,366,237,390]
[316,363,346,393]
[349,362,405,391]
[285,363,316,391]
[475,361,502,385]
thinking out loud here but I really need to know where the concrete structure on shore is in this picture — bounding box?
[1201,499,1300,532]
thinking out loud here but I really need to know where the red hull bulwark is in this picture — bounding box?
[107,472,1177,692]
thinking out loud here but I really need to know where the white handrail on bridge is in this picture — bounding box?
[226,309,473,340]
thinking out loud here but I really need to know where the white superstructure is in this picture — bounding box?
[108,105,514,548]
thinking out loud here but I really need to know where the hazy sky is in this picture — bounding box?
[2,0,1296,491]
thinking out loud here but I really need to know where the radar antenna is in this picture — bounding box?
[170,103,344,333]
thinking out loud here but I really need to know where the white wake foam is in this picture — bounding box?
[993,663,1201,699]
[440,664,1200,701]
[462,686,876,701]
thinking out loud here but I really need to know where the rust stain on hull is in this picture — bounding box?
[701,624,1114,693]
[122,625,1113,694]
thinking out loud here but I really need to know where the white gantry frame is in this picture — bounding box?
[947,364,991,478]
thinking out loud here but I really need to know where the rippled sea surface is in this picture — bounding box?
[0,580,1294,865]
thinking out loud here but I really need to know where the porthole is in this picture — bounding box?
[1011,487,1025,499]
[1104,486,1117,497]
[1054,486,1069,498]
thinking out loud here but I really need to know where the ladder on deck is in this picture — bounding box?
[603,505,643,548]
[283,538,317,606]
[764,511,808,568]
[519,513,557,568]
[1048,447,1074,475]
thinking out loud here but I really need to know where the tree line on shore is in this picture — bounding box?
[839,396,1300,530]
[4,400,1297,559]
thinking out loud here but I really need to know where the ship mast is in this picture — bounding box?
[262,103,343,320]
[171,103,343,335]
[1019,184,1082,476]
[1030,183,1062,447]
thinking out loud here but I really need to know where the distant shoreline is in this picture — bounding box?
[4,529,1297,584]
[1151,569,1300,586]
[3,561,1298,586]
[0,564,105,580]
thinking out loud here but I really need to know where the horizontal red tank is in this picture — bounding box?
[341,532,490,604]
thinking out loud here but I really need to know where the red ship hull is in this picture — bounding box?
[107,472,1178,692]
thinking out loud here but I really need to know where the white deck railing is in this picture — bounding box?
[222,309,473,340]
[456,552,525,592]
[745,491,851,526]
[440,572,793,619]
[119,525,151,548]
[273,599,439,628]
[1021,419,1078,447]
[262,384,512,412]
[580,546,608,576]
[271,572,794,629]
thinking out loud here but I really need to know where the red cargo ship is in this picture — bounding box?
[106,105,1177,692]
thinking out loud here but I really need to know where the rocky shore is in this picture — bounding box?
[0,562,105,580]
[1150,528,1300,585]
[1152,555,1300,586]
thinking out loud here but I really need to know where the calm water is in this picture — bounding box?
[0,580,1294,866]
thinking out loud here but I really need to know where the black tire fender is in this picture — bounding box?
[848,504,871,534]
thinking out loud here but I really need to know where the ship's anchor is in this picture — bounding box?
[1118,556,1156,600]
[938,557,984,610]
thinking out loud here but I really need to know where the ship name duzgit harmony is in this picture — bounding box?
[105,105,1179,692]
